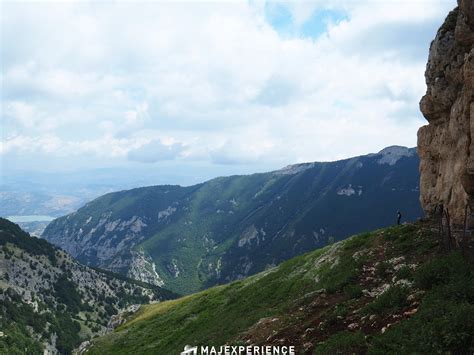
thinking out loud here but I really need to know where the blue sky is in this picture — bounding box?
[0,0,456,185]
[265,3,348,39]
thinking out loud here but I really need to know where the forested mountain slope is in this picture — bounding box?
[43,146,422,294]
[0,218,176,354]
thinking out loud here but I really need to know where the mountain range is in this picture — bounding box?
[42,146,423,294]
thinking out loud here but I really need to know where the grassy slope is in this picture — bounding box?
[87,222,474,354]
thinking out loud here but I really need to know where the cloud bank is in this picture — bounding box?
[1,0,456,177]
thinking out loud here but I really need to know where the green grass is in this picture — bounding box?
[343,284,363,299]
[88,229,377,354]
[384,223,436,257]
[323,303,350,327]
[394,265,414,280]
[0,323,44,354]
[88,233,370,353]
[89,223,474,354]
[89,255,322,353]
[317,232,374,295]
[314,331,367,354]
[370,251,474,353]
[363,285,409,315]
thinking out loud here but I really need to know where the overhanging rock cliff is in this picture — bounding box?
[418,1,474,226]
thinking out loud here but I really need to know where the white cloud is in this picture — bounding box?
[0,0,457,177]
[0,133,147,158]
[127,139,184,163]
[4,101,36,129]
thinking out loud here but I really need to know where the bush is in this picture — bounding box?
[0,323,43,354]
[343,233,372,252]
[344,284,363,299]
[395,265,413,281]
[363,285,408,315]
[415,252,465,290]
[0,218,57,264]
[370,251,474,353]
[383,224,419,254]
[324,304,349,326]
[314,331,367,354]
[50,313,82,354]
[318,251,362,294]
[375,262,389,279]
[370,301,474,354]
[54,275,82,314]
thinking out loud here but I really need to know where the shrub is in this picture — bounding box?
[344,284,363,299]
[375,261,389,279]
[324,304,349,326]
[314,331,367,354]
[54,275,82,314]
[370,301,474,354]
[415,252,465,290]
[363,285,408,315]
[370,251,474,353]
[395,265,413,281]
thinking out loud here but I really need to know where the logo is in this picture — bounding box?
[180,345,296,355]
[181,345,198,355]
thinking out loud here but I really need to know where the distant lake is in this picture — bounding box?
[5,215,56,222]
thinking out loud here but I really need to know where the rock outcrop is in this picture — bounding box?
[418,1,474,226]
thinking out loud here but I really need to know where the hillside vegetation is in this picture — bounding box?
[43,147,422,294]
[87,222,474,354]
[0,218,177,354]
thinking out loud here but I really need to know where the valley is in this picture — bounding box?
[42,146,422,295]
[1,0,473,354]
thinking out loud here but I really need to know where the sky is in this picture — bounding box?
[0,0,457,186]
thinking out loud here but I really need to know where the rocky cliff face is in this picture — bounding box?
[418,1,474,225]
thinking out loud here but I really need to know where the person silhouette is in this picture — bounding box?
[397,210,402,225]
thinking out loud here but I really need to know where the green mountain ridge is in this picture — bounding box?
[0,218,177,354]
[86,222,474,354]
[42,146,423,294]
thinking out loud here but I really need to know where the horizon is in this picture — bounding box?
[0,143,417,221]
[3,144,415,187]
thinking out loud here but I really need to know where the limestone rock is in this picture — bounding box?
[418,1,474,226]
[106,304,141,332]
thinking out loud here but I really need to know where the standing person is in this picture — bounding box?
[397,210,402,225]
